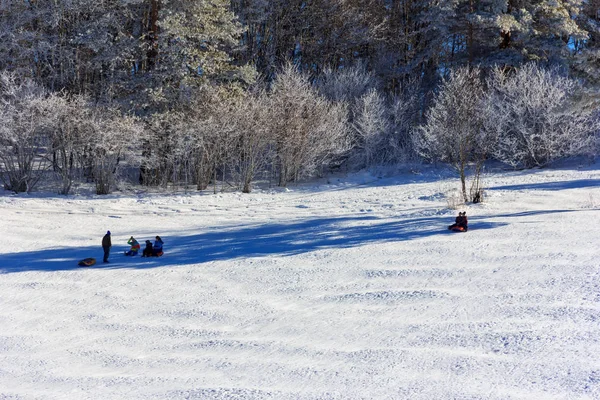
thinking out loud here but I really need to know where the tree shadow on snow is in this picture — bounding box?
[0,214,511,273]
[478,209,596,220]
[489,179,600,192]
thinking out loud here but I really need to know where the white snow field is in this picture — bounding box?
[1,164,599,400]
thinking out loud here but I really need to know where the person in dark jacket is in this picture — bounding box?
[461,212,468,231]
[142,240,153,257]
[102,231,112,263]
[448,212,468,232]
[152,236,164,256]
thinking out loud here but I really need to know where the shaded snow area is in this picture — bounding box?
[1,165,599,400]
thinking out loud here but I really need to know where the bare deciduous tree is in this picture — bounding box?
[414,67,485,203]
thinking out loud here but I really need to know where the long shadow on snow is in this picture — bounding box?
[0,214,508,273]
[489,179,600,191]
[478,209,597,220]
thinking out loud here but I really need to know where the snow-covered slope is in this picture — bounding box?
[1,165,599,400]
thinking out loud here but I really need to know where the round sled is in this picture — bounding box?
[78,257,96,267]
[450,226,467,232]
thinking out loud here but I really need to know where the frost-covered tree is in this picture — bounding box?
[318,65,391,168]
[84,107,141,195]
[444,0,589,68]
[191,88,243,192]
[485,63,599,168]
[139,111,187,188]
[47,95,90,195]
[0,73,57,193]
[228,93,272,193]
[316,64,378,104]
[318,66,421,168]
[157,0,253,87]
[231,0,383,77]
[388,80,424,164]
[415,67,486,202]
[269,64,350,186]
[572,0,600,85]
[352,89,391,167]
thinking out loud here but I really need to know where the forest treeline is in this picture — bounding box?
[0,0,598,197]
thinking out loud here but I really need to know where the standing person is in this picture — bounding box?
[102,231,112,263]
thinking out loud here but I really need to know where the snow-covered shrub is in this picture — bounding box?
[84,107,141,195]
[0,73,141,195]
[0,72,57,193]
[316,63,378,103]
[485,64,599,169]
[268,64,351,186]
[317,64,418,169]
[445,188,465,210]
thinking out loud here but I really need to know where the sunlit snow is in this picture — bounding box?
[1,164,599,400]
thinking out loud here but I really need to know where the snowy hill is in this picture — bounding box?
[1,165,599,400]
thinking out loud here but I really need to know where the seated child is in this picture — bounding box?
[125,236,140,256]
[152,236,164,256]
[142,240,154,257]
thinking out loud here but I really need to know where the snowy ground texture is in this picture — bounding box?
[1,164,599,400]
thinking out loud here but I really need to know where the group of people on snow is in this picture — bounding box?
[99,211,468,264]
[102,231,164,263]
[141,236,163,258]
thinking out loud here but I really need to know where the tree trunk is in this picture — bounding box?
[460,165,468,203]
[146,0,160,70]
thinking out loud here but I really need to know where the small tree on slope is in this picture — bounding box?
[414,67,487,203]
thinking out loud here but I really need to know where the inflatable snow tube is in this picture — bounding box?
[450,226,467,232]
[78,257,96,267]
